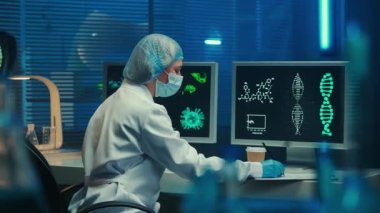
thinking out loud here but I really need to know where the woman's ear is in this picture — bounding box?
[156,71,169,84]
[144,79,157,97]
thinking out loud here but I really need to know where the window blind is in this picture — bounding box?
[153,0,236,126]
[1,0,148,146]
[0,0,342,147]
[153,0,305,126]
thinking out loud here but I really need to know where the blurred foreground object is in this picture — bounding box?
[0,32,17,76]
[0,79,48,212]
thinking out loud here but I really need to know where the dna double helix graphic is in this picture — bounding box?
[319,73,334,136]
[291,73,304,135]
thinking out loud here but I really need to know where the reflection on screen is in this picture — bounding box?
[104,62,218,144]
[231,62,346,148]
[103,63,124,98]
[0,46,3,69]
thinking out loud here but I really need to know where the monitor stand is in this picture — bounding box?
[286,146,347,169]
[286,147,317,168]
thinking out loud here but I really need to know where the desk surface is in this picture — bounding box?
[43,149,192,194]
[42,149,380,198]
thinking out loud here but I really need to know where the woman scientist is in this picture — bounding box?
[68,34,284,213]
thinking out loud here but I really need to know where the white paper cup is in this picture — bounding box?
[246,147,266,162]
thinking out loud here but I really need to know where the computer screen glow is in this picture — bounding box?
[104,62,218,144]
[231,61,346,148]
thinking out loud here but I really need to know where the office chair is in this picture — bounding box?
[24,140,154,213]
[24,138,62,212]
[77,201,155,213]
[24,139,81,212]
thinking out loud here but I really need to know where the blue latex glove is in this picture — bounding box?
[262,159,285,178]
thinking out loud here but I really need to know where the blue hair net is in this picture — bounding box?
[123,34,184,84]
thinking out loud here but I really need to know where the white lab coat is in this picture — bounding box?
[68,82,261,213]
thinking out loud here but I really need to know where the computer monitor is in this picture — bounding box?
[103,62,125,98]
[231,61,347,149]
[104,61,218,144]
[0,32,17,75]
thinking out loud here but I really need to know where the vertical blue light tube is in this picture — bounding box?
[319,0,331,50]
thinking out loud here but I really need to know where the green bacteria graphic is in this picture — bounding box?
[180,107,205,130]
[191,72,207,84]
[181,72,207,95]
[319,73,334,136]
[183,84,197,94]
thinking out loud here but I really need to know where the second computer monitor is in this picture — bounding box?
[154,62,218,144]
[231,61,346,149]
[104,61,218,144]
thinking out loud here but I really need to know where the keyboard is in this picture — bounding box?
[256,166,337,181]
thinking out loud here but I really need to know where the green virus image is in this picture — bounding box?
[182,84,197,94]
[319,73,334,136]
[191,72,207,84]
[180,107,205,130]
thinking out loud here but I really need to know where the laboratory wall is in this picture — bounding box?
[1,0,380,167]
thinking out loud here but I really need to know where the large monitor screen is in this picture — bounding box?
[231,61,346,148]
[104,62,218,144]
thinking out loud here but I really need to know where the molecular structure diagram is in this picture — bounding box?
[237,78,275,104]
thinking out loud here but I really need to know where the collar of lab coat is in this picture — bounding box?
[120,81,154,102]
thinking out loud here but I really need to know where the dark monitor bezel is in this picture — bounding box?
[177,62,218,144]
[103,62,125,100]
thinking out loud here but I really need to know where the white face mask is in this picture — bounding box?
[155,72,183,97]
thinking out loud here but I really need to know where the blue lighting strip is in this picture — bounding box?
[319,0,332,50]
[204,39,222,45]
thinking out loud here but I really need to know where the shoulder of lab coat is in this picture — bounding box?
[140,105,252,182]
